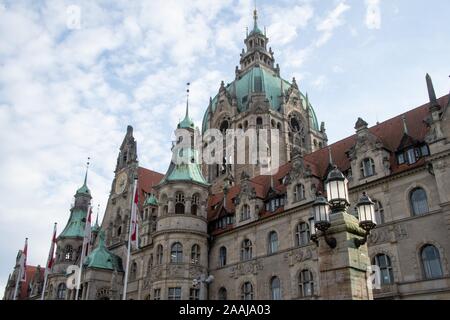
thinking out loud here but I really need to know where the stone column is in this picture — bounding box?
[318,211,373,300]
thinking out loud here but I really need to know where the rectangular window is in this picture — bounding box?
[397,153,405,165]
[407,148,417,164]
[189,288,200,300]
[153,289,161,300]
[421,145,429,157]
[168,287,182,300]
[254,76,263,92]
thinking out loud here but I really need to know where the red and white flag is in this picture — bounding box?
[20,238,28,282]
[82,206,92,259]
[130,181,139,249]
[45,224,57,272]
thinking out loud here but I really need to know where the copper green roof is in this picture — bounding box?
[76,171,91,196]
[178,99,195,129]
[202,65,319,132]
[92,215,100,233]
[159,148,209,186]
[59,208,87,238]
[178,114,195,129]
[144,194,158,206]
[84,231,123,271]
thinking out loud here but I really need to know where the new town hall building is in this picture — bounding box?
[4,10,450,300]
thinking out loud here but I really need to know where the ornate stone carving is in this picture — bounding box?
[393,224,408,240]
[229,260,263,279]
[284,247,313,266]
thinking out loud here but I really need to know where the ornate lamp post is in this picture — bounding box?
[354,192,377,248]
[311,165,376,249]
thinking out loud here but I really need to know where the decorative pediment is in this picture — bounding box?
[285,154,311,185]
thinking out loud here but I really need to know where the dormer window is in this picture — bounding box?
[397,144,429,165]
[360,158,375,178]
[241,204,250,221]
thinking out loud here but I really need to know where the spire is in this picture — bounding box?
[253,6,258,32]
[76,157,91,196]
[426,73,440,108]
[185,82,190,118]
[402,115,409,135]
[83,157,90,186]
[328,146,333,166]
[178,82,195,130]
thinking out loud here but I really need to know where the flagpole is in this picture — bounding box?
[123,177,137,300]
[76,206,91,300]
[13,237,27,300]
[41,223,57,300]
[13,260,22,300]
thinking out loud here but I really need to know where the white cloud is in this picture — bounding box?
[365,0,381,30]
[315,2,351,47]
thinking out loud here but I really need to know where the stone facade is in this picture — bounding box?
[4,10,450,301]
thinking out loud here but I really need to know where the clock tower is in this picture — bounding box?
[100,125,139,266]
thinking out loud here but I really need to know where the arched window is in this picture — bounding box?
[410,188,429,215]
[220,120,229,134]
[156,244,163,265]
[373,254,394,284]
[374,200,385,224]
[299,270,314,298]
[191,194,200,215]
[295,223,310,247]
[171,242,183,263]
[256,117,263,129]
[219,246,227,267]
[218,287,227,300]
[191,244,200,264]
[421,245,443,279]
[175,192,185,214]
[241,282,253,300]
[270,276,281,300]
[148,255,153,274]
[64,245,73,261]
[130,261,137,280]
[361,158,376,177]
[117,226,122,236]
[57,283,66,300]
[268,231,278,254]
[294,184,306,202]
[241,204,250,221]
[240,239,253,261]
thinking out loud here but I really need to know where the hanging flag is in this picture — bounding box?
[41,224,57,300]
[130,182,139,249]
[82,206,92,260]
[20,238,28,282]
[46,223,57,270]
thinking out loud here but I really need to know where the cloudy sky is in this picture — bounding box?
[0,0,449,295]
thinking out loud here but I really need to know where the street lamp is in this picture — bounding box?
[193,274,214,300]
[311,165,376,249]
[325,165,349,212]
[312,192,336,248]
[354,192,377,248]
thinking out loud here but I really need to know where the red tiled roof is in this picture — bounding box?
[137,167,164,209]
[18,265,44,300]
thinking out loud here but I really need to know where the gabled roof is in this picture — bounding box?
[137,167,164,209]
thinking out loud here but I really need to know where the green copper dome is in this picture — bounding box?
[144,194,158,207]
[178,114,195,129]
[159,148,209,186]
[84,231,123,271]
[202,65,320,132]
[59,208,87,238]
